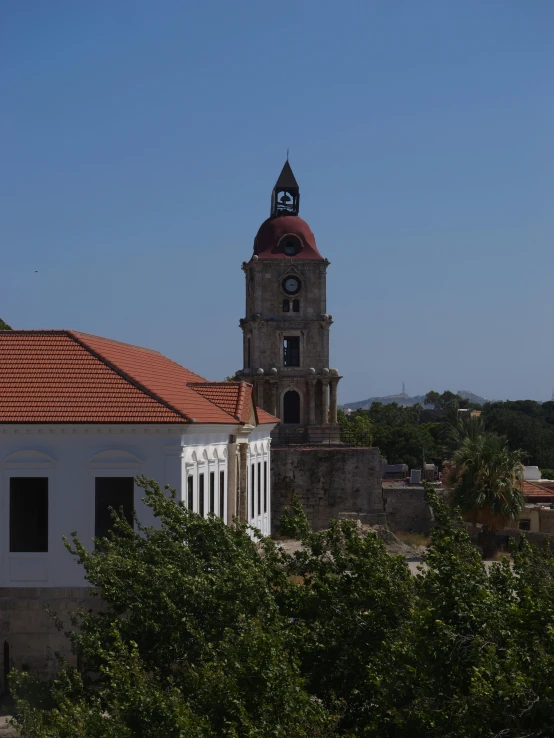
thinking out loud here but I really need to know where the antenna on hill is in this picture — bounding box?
[551,388,554,401]
[402,382,406,396]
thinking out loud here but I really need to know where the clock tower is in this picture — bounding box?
[237,161,340,443]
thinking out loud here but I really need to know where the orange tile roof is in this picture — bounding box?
[189,382,250,423]
[0,330,277,425]
[188,382,279,425]
[521,480,554,502]
[256,407,280,425]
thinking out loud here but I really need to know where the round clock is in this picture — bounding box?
[283,276,301,295]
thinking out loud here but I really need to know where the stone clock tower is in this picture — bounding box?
[237,161,340,443]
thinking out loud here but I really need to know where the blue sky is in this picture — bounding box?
[1,1,553,404]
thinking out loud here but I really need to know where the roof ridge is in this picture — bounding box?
[0,330,70,335]
[66,331,191,423]
[236,381,248,422]
[71,330,165,356]
[73,331,210,386]
[186,382,241,422]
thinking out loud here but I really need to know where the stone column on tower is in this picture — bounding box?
[308,378,317,426]
[269,378,279,419]
[256,379,265,408]
[329,376,339,424]
[321,377,330,425]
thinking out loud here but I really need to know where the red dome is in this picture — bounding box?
[252,215,324,261]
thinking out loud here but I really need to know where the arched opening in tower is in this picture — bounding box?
[283,390,301,424]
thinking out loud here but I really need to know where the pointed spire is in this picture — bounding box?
[271,160,300,217]
[275,160,299,190]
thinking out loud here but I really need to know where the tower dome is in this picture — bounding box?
[253,215,323,261]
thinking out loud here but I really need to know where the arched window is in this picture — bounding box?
[283,237,301,256]
[282,299,290,312]
[283,390,301,424]
[292,299,299,313]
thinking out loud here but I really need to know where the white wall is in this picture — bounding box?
[0,422,271,588]
[246,428,272,535]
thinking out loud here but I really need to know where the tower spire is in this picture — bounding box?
[271,160,300,217]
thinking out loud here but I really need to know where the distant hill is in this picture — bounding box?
[342,389,489,410]
[456,389,489,405]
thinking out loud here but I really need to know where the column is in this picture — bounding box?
[256,379,265,409]
[226,440,237,525]
[238,443,249,522]
[321,380,330,425]
[308,380,316,425]
[270,380,278,418]
[329,379,338,424]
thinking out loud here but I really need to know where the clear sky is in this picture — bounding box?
[1,1,553,404]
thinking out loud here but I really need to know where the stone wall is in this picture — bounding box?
[383,488,435,534]
[0,587,103,692]
[271,446,385,533]
[538,508,554,534]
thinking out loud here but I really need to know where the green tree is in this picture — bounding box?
[0,317,12,330]
[483,400,554,469]
[14,481,554,737]
[444,432,525,530]
[338,408,373,445]
[11,477,330,737]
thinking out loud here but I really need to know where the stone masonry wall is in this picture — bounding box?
[271,447,385,534]
[0,588,104,692]
[383,488,435,534]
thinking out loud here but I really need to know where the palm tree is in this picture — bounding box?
[444,431,524,531]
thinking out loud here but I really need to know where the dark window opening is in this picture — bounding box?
[209,472,215,514]
[95,477,134,541]
[519,519,531,531]
[251,464,255,519]
[219,471,225,519]
[284,238,300,256]
[282,300,290,313]
[199,474,205,517]
[187,476,194,510]
[257,463,261,516]
[292,300,300,313]
[264,461,268,513]
[247,337,251,368]
[283,390,301,424]
[283,336,300,367]
[10,477,48,552]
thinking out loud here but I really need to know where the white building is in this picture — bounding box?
[0,330,277,590]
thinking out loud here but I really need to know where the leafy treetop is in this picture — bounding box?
[11,477,554,737]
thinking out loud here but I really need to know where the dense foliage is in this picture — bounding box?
[11,478,554,737]
[342,394,554,475]
[482,400,554,470]
[444,430,525,529]
[339,401,445,468]
[0,318,12,330]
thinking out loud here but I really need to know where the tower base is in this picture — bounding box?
[271,424,341,446]
[270,445,385,534]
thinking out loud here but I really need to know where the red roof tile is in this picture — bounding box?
[188,382,279,425]
[0,331,277,425]
[256,408,280,425]
[521,480,554,502]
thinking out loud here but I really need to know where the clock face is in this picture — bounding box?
[283,276,301,295]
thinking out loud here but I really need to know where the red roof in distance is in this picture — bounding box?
[252,215,324,261]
